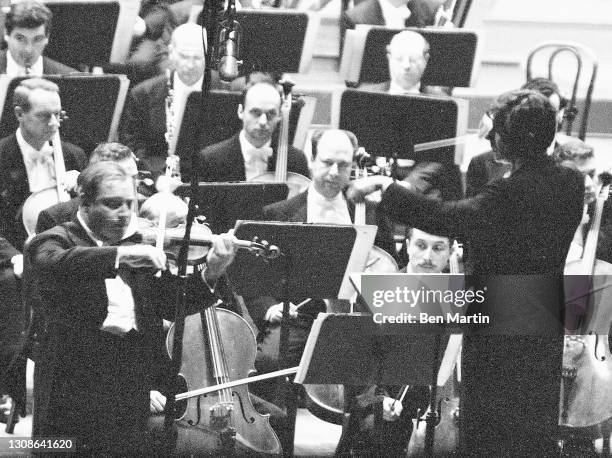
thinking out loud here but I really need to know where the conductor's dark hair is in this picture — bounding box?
[490,89,557,161]
[521,77,568,110]
[310,129,359,160]
[78,161,130,206]
[5,1,52,35]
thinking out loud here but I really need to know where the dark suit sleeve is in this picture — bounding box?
[380,181,491,241]
[29,230,119,281]
[288,147,310,179]
[465,154,488,198]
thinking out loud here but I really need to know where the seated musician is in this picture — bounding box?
[35,142,151,234]
[247,129,394,397]
[120,23,245,176]
[359,30,449,96]
[1,1,76,76]
[0,77,87,254]
[28,160,237,455]
[466,77,571,197]
[338,226,453,457]
[196,75,310,182]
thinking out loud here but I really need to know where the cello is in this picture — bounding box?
[560,178,612,448]
[252,80,310,198]
[406,242,463,456]
[144,173,283,455]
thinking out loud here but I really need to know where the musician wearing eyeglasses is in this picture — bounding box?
[348,89,584,455]
[0,77,86,266]
[196,77,310,182]
[28,161,237,455]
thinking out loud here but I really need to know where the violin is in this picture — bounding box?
[251,80,310,198]
[135,217,279,266]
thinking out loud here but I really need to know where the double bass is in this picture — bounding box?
[252,80,310,198]
[560,178,612,446]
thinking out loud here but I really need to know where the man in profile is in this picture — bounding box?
[1,0,75,75]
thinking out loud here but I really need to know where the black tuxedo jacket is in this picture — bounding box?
[28,220,217,438]
[0,133,87,251]
[120,72,245,175]
[35,197,80,234]
[197,132,310,182]
[0,50,76,74]
[465,150,512,198]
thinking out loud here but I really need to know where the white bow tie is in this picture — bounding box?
[28,144,54,164]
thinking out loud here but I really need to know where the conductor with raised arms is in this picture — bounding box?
[348,89,585,455]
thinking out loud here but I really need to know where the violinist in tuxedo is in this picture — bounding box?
[29,161,237,455]
[348,89,584,455]
[196,77,310,182]
[120,23,244,176]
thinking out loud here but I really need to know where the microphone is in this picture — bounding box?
[216,1,242,82]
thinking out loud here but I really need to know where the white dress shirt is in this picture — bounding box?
[306,184,352,224]
[16,128,56,193]
[6,51,44,77]
[388,80,421,96]
[171,72,203,138]
[378,0,412,28]
[239,130,273,180]
[77,211,140,336]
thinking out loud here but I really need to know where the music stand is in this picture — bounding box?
[340,90,467,199]
[30,0,139,67]
[341,25,480,87]
[234,9,319,74]
[176,91,316,165]
[228,221,377,455]
[0,74,129,154]
[175,182,289,234]
[295,313,452,456]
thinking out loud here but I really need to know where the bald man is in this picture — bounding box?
[360,30,448,96]
[120,23,244,176]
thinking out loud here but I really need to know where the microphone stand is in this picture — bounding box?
[162,0,225,451]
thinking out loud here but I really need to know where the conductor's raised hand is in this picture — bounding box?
[117,244,167,270]
[346,175,394,202]
[204,231,238,283]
